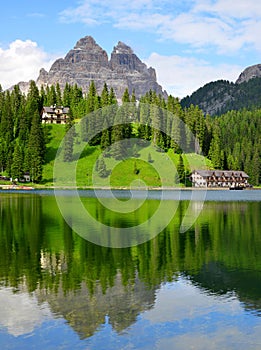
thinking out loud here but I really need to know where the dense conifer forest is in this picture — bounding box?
[181,77,261,116]
[0,80,260,185]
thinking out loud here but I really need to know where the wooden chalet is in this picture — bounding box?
[191,170,250,188]
[41,105,70,124]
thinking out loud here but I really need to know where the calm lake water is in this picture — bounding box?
[0,189,261,349]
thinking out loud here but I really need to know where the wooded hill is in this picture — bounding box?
[181,77,261,116]
[0,80,260,186]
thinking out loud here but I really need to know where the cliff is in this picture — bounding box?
[35,36,167,99]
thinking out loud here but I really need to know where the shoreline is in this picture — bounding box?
[1,184,260,191]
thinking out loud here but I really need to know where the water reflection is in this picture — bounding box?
[0,192,260,348]
[0,288,52,336]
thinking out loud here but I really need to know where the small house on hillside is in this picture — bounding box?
[191,170,250,188]
[41,105,70,124]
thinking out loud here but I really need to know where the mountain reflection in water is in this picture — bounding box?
[0,191,260,349]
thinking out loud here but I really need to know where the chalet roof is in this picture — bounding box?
[42,106,70,114]
[193,170,249,178]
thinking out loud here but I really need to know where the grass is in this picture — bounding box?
[41,124,213,188]
[42,124,67,186]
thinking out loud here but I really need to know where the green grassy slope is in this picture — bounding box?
[42,124,213,188]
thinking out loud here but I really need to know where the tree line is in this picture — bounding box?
[0,80,260,185]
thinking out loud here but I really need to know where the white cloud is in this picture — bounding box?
[174,1,261,54]
[142,280,261,350]
[59,2,98,25]
[59,0,159,25]
[59,0,261,55]
[145,53,243,97]
[194,0,261,18]
[143,280,242,324]
[157,14,243,53]
[0,40,56,89]
[0,288,52,336]
[157,327,261,350]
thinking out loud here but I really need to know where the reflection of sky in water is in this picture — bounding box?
[1,278,260,350]
[87,279,261,350]
[0,288,52,336]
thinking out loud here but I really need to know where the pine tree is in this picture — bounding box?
[24,111,45,182]
[0,91,14,146]
[251,147,260,185]
[122,88,130,103]
[40,85,47,106]
[86,81,99,113]
[47,85,57,106]
[208,124,222,169]
[101,83,109,106]
[177,154,185,183]
[151,104,165,149]
[11,142,24,180]
[100,129,111,152]
[108,87,117,105]
[0,139,5,174]
[170,117,182,153]
[111,108,126,160]
[11,85,24,138]
[63,114,75,162]
[25,81,42,131]
[56,83,62,106]
[26,80,41,114]
[63,83,72,106]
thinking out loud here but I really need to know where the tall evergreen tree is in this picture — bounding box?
[47,85,57,106]
[86,81,99,113]
[111,107,127,160]
[208,124,223,169]
[251,147,260,185]
[11,142,24,180]
[63,114,75,162]
[122,88,130,103]
[0,91,14,146]
[63,82,72,106]
[56,83,62,105]
[101,83,109,106]
[108,87,117,105]
[24,111,45,182]
[177,154,185,183]
[40,85,47,106]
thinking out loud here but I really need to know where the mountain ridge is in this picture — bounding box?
[16,36,167,99]
[181,64,261,115]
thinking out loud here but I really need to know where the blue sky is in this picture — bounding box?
[1,0,261,97]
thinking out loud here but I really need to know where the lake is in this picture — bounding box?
[0,189,261,349]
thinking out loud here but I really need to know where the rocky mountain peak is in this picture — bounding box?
[236,64,261,84]
[112,41,134,55]
[63,35,109,69]
[110,40,148,75]
[18,35,166,99]
[74,35,98,50]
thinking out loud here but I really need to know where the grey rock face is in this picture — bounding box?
[35,36,166,99]
[236,64,261,84]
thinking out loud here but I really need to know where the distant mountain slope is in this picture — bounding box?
[181,64,261,116]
